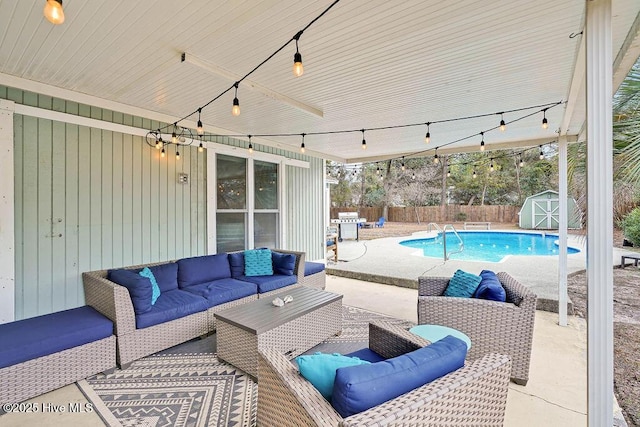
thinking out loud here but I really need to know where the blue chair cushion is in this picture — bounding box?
[0,306,113,369]
[177,254,231,288]
[296,353,370,401]
[180,279,258,307]
[135,289,208,329]
[139,267,161,305]
[272,251,296,276]
[473,270,507,302]
[331,335,467,418]
[326,239,336,246]
[147,262,179,292]
[304,262,325,276]
[236,274,297,294]
[344,348,386,363]
[244,249,273,276]
[444,269,482,298]
[228,252,245,278]
[108,268,153,314]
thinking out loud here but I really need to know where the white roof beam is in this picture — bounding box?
[613,8,640,92]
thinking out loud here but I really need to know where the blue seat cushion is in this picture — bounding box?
[108,268,153,314]
[272,251,296,276]
[331,335,468,418]
[304,262,325,276]
[147,262,179,292]
[296,353,371,401]
[135,289,208,329]
[0,306,113,369]
[236,274,297,294]
[228,252,245,278]
[444,269,482,298]
[177,254,231,288]
[344,348,386,363]
[473,270,507,302]
[180,279,258,307]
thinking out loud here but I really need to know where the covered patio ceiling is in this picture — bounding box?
[1,1,639,163]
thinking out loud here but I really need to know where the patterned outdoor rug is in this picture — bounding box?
[78,306,412,427]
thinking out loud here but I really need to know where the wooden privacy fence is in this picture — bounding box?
[330,205,520,224]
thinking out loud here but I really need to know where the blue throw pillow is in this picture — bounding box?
[228,252,245,277]
[444,269,482,298]
[473,270,507,302]
[139,267,161,305]
[107,269,153,315]
[244,249,273,276]
[331,335,467,418]
[296,353,370,401]
[272,251,296,276]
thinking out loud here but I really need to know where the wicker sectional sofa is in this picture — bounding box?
[83,249,305,367]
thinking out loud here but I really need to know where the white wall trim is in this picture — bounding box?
[0,99,15,324]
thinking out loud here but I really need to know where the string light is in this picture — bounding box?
[232,83,241,116]
[433,148,439,164]
[424,122,431,144]
[196,108,204,136]
[542,109,549,129]
[376,164,380,175]
[490,158,494,172]
[293,31,304,77]
[300,133,306,153]
[248,135,253,154]
[198,136,204,153]
[361,129,367,150]
[176,150,181,160]
[411,171,416,180]
[539,145,544,159]
[172,123,178,144]
[473,169,477,179]
[480,132,485,152]
[519,155,524,167]
[155,130,162,149]
[499,113,506,132]
[161,148,166,158]
[43,0,64,25]
[401,156,405,171]
[447,168,451,177]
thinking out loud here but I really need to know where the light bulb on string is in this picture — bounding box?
[155,131,163,150]
[172,124,178,144]
[480,132,485,152]
[196,108,204,136]
[361,129,367,150]
[161,148,166,158]
[433,148,439,164]
[232,83,241,116]
[542,109,549,129]
[447,168,451,177]
[44,0,65,25]
[401,156,405,171]
[248,135,253,154]
[376,165,380,175]
[198,136,204,153]
[411,171,416,180]
[424,122,431,144]
[499,113,506,132]
[490,159,494,172]
[473,169,477,179]
[293,31,304,77]
[519,155,524,167]
[300,133,306,153]
[176,150,180,160]
[539,145,544,160]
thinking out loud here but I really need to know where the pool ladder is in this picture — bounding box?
[427,223,465,261]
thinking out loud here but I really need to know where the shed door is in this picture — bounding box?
[532,199,559,229]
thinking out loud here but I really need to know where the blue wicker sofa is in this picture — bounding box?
[0,306,116,406]
[82,249,305,367]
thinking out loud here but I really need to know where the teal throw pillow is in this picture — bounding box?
[444,269,482,298]
[139,267,161,305]
[296,352,370,401]
[244,248,273,276]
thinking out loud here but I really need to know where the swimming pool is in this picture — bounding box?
[400,231,580,262]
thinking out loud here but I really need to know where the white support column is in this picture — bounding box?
[206,149,217,254]
[558,137,568,326]
[0,99,15,324]
[586,1,614,425]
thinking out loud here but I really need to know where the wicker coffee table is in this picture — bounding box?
[215,286,343,378]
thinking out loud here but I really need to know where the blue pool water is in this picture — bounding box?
[400,231,580,262]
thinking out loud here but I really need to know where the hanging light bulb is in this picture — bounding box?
[542,109,549,129]
[300,133,306,153]
[293,32,304,77]
[171,124,178,144]
[424,122,431,144]
[44,0,65,25]
[411,171,416,180]
[232,83,241,116]
[161,148,166,158]
[176,150,181,160]
[480,132,485,152]
[376,165,380,175]
[196,108,204,136]
[248,135,253,154]
[519,154,524,167]
[539,145,544,160]
[473,169,477,179]
[401,156,405,171]
[499,113,506,132]
[490,159,495,172]
[447,168,451,177]
[361,129,367,150]
[155,135,163,150]
[198,140,204,153]
[433,149,439,164]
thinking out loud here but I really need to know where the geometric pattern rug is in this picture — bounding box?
[77,306,412,427]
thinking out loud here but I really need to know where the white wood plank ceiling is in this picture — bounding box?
[0,0,639,163]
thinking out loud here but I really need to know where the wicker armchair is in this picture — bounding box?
[418,272,536,385]
[257,320,512,427]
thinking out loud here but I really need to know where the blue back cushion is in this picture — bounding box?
[139,267,161,305]
[296,353,370,401]
[0,306,113,369]
[228,252,245,277]
[177,254,231,288]
[108,269,153,314]
[304,261,325,276]
[244,249,273,276]
[272,251,296,276]
[148,262,178,292]
[331,335,467,418]
[444,269,482,298]
[473,270,507,302]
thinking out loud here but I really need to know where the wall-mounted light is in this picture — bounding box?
[44,0,64,25]
[232,83,241,116]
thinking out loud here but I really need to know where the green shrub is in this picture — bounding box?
[456,212,467,221]
[621,207,640,247]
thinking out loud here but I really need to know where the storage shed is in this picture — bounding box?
[518,190,582,229]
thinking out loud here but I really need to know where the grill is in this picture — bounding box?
[330,212,367,241]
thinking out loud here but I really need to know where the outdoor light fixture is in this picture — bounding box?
[44,0,64,25]
[499,113,506,132]
[196,109,204,136]
[480,132,485,152]
[145,126,198,159]
[361,129,367,150]
[155,134,162,150]
[424,122,431,144]
[176,150,181,160]
[539,145,544,159]
[433,149,439,164]
[473,169,477,179]
[401,156,405,171]
[232,83,241,116]
[412,171,416,180]
[198,137,204,153]
[447,168,451,177]
[248,135,253,154]
[161,148,166,158]
[293,31,304,77]
[519,155,524,167]
[490,159,494,172]
[542,109,549,129]
[376,165,380,175]
[300,133,306,153]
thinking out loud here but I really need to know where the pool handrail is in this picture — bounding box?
[443,224,465,261]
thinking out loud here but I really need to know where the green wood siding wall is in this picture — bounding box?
[3,87,207,320]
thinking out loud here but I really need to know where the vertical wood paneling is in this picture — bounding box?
[37,115,53,315]
[51,116,66,312]
[13,112,24,320]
